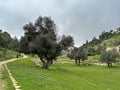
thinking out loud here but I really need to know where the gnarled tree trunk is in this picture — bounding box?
[78,60,80,66]
[107,61,112,67]
[75,60,80,66]
[44,60,52,69]
[39,57,53,69]
[75,59,77,65]
[39,58,46,68]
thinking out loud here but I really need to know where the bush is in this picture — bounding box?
[100,49,119,67]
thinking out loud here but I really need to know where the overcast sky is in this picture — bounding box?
[0,0,120,47]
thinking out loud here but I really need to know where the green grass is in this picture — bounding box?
[56,56,74,63]
[88,55,100,61]
[86,55,100,64]
[7,57,120,90]
[1,65,14,90]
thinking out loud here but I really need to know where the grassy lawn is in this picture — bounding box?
[88,55,100,61]
[1,65,14,90]
[7,57,120,90]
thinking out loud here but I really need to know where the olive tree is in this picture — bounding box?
[68,47,88,66]
[59,35,74,50]
[100,49,119,67]
[20,16,74,69]
[21,16,61,69]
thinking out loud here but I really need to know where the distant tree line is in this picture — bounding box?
[80,29,120,56]
[0,30,19,51]
[68,28,120,67]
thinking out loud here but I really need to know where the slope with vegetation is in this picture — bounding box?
[84,29,120,56]
[0,47,18,61]
[0,30,19,51]
[6,57,120,90]
[100,31,120,47]
[0,29,21,61]
[68,27,120,67]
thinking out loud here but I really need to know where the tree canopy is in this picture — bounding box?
[0,30,12,48]
[100,49,119,67]
[68,47,88,65]
[20,16,74,69]
[59,35,74,50]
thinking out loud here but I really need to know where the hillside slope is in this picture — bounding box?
[0,47,18,61]
[101,31,120,47]
[78,30,120,60]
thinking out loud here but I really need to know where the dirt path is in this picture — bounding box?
[0,55,28,90]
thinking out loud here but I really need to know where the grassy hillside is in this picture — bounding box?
[7,57,120,90]
[101,32,120,47]
[0,47,18,61]
[87,31,120,61]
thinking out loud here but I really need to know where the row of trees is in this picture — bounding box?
[67,29,120,67]
[1,16,119,68]
[79,28,120,56]
[68,47,119,67]
[87,30,114,47]
[0,30,19,51]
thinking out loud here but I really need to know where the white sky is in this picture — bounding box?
[0,0,120,47]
